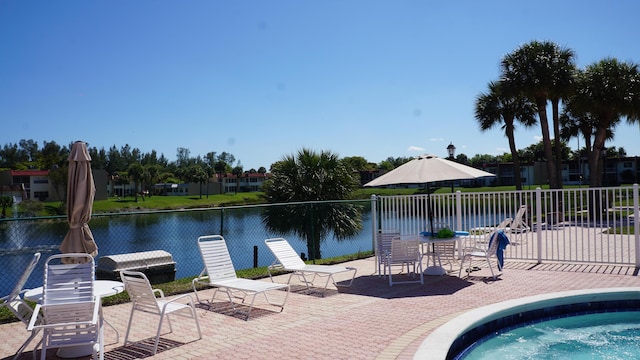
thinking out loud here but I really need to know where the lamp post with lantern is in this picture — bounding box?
[447,142,456,192]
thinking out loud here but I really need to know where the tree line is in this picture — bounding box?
[0,140,262,199]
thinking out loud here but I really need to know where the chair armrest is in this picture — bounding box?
[163,293,196,307]
[28,301,100,331]
[162,294,195,312]
[26,303,42,331]
[153,288,165,298]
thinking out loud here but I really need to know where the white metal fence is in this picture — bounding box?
[371,184,640,267]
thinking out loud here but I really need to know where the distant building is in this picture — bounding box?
[0,169,108,202]
[219,172,271,193]
[358,156,640,188]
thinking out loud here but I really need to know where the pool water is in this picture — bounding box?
[457,311,640,359]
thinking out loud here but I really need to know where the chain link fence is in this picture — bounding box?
[0,199,374,295]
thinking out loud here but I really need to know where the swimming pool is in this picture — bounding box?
[414,288,640,360]
[457,311,640,359]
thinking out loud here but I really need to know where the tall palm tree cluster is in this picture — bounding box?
[475,40,640,189]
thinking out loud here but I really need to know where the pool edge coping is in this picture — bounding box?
[413,287,640,360]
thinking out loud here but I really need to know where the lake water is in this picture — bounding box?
[0,207,375,294]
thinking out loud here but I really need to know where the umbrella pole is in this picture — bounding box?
[427,184,434,235]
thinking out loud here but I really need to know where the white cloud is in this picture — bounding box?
[533,135,543,142]
[428,137,444,142]
[408,146,425,152]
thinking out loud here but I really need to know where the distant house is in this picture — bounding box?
[219,172,271,193]
[0,169,108,202]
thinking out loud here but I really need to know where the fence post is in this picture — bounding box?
[455,191,462,232]
[253,245,258,268]
[220,207,224,236]
[536,187,543,264]
[371,195,378,274]
[634,183,639,268]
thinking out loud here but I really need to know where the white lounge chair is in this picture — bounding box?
[264,237,357,295]
[28,253,102,360]
[192,235,290,320]
[469,217,512,236]
[1,252,41,360]
[120,270,202,355]
[508,205,530,233]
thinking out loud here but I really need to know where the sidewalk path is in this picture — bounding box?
[2,257,638,360]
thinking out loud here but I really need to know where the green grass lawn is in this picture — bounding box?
[39,184,544,215]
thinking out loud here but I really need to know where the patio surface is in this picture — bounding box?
[2,256,639,360]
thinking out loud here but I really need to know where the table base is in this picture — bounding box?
[423,265,447,276]
[56,344,99,358]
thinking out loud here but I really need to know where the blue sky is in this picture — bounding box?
[1,1,639,170]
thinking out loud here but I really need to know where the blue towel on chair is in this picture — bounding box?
[488,230,510,271]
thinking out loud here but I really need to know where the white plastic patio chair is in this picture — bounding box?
[376,229,400,277]
[192,235,290,320]
[27,253,102,360]
[459,230,508,280]
[264,237,357,296]
[1,252,42,360]
[425,240,457,273]
[120,270,202,355]
[385,237,424,286]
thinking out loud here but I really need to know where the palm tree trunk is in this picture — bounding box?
[590,126,609,187]
[536,98,558,188]
[505,123,522,190]
[306,230,322,261]
[552,99,564,188]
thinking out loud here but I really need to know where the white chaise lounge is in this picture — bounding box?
[192,235,290,320]
[264,237,357,296]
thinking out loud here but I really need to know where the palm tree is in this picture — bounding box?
[570,58,640,187]
[231,166,243,193]
[501,40,576,188]
[475,81,537,189]
[0,196,13,218]
[261,148,362,260]
[127,162,145,202]
[144,164,162,197]
[559,98,613,184]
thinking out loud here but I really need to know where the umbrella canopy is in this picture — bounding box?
[365,154,495,236]
[364,154,494,187]
[59,141,98,261]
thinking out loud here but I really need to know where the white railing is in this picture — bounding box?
[371,184,640,267]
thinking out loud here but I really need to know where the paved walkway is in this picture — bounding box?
[2,257,639,360]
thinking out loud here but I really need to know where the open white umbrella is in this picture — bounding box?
[364,154,495,187]
[59,141,98,262]
[364,154,495,234]
[365,154,496,275]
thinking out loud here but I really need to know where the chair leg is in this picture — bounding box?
[486,256,496,279]
[123,305,137,347]
[13,329,40,360]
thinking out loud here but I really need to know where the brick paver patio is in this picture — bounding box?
[2,257,639,360]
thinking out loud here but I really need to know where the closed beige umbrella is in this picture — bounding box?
[59,141,98,261]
